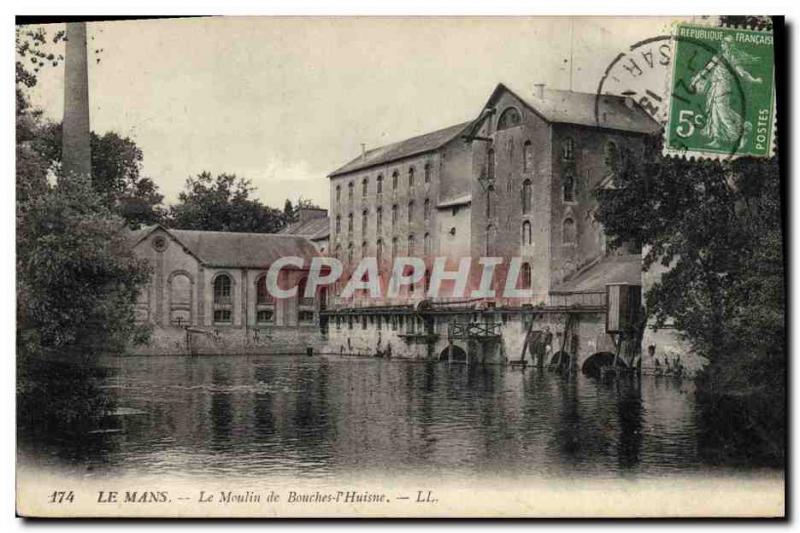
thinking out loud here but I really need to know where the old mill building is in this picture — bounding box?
[131,82,695,374]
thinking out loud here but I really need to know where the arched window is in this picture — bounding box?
[376,238,384,264]
[486,185,494,217]
[563,218,576,244]
[392,171,399,190]
[563,174,576,202]
[377,174,383,194]
[334,244,341,259]
[362,177,368,197]
[361,240,367,259]
[361,209,368,235]
[522,179,532,214]
[507,137,514,163]
[213,274,231,304]
[520,263,532,289]
[347,212,353,233]
[524,140,533,172]
[522,221,532,245]
[408,167,415,188]
[604,141,619,171]
[424,198,430,221]
[336,184,341,203]
[487,148,495,180]
[408,234,415,256]
[497,107,522,130]
[424,162,432,183]
[562,137,575,160]
[335,214,341,233]
[408,200,414,223]
[391,204,398,227]
[391,236,398,257]
[348,181,354,200]
[485,224,496,255]
[376,206,383,232]
[256,275,274,305]
[347,242,354,263]
[423,232,431,256]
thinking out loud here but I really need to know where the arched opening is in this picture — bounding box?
[581,351,628,377]
[439,345,467,362]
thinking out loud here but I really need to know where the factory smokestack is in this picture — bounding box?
[62,22,91,180]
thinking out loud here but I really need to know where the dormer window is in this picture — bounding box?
[562,137,575,160]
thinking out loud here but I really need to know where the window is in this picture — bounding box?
[392,171,398,190]
[361,241,367,259]
[376,239,384,264]
[563,218,576,244]
[334,244,341,259]
[391,236,398,257]
[347,242,354,263]
[214,309,231,323]
[522,221,532,245]
[408,167,415,188]
[520,263,532,289]
[408,200,414,223]
[362,177,368,197]
[563,174,576,203]
[423,232,431,256]
[604,141,619,171]
[408,234,415,256]
[524,140,533,172]
[562,137,575,160]
[486,185,494,217]
[424,163,431,183]
[299,310,314,323]
[256,276,274,305]
[487,148,495,180]
[347,212,353,233]
[335,215,341,233]
[213,274,232,305]
[497,107,522,130]
[257,309,274,323]
[485,224,496,255]
[348,181,354,200]
[507,137,514,163]
[376,206,383,232]
[522,179,532,214]
[298,277,314,306]
[377,174,383,194]
[424,198,430,221]
[361,209,368,235]
[391,204,398,228]
[336,185,341,203]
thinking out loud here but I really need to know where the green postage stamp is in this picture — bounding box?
[666,23,775,159]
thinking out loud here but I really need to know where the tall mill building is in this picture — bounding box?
[322,83,662,370]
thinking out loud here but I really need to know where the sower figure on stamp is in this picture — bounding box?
[690,35,763,150]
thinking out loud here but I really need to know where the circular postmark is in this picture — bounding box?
[595,32,751,160]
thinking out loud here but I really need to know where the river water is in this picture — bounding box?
[18,354,773,481]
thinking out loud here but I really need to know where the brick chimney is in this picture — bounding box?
[62,22,91,180]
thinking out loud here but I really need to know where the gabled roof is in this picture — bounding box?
[128,225,319,268]
[328,121,472,177]
[482,83,662,135]
[551,254,642,294]
[279,216,330,241]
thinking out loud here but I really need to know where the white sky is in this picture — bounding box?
[22,16,686,209]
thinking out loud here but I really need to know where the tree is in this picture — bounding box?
[32,124,165,227]
[167,172,288,233]
[595,135,785,464]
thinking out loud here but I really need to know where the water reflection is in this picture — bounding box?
[18,355,744,480]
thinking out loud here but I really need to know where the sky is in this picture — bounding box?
[22,16,686,209]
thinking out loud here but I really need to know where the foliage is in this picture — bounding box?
[595,135,785,464]
[167,172,288,233]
